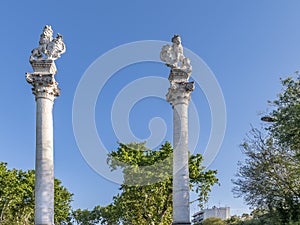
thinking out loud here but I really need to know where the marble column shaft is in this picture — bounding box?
[35,96,54,225]
[173,99,190,224]
[26,60,59,225]
[166,69,194,225]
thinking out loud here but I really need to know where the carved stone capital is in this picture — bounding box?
[166,69,194,106]
[26,73,60,101]
[166,81,194,106]
[26,59,60,101]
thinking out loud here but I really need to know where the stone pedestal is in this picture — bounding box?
[166,69,194,225]
[26,59,59,225]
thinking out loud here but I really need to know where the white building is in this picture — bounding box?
[192,206,230,224]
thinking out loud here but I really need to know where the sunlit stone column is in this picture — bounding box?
[167,69,194,225]
[161,35,194,225]
[26,25,65,225]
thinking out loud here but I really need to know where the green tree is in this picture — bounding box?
[268,76,300,152]
[54,178,73,224]
[0,162,73,225]
[72,207,102,225]
[203,217,226,225]
[225,215,242,225]
[97,142,219,225]
[233,76,300,224]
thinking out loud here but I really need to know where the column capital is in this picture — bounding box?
[166,69,194,107]
[166,82,194,106]
[26,59,60,101]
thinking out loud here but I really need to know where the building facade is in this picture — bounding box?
[192,206,230,224]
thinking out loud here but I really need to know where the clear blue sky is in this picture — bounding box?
[1,0,300,216]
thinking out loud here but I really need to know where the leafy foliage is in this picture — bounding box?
[72,207,102,225]
[203,217,226,225]
[54,179,73,224]
[226,210,300,225]
[233,76,300,224]
[0,162,73,225]
[269,76,300,153]
[95,142,219,225]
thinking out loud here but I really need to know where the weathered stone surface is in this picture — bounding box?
[30,25,66,61]
[27,65,57,225]
[163,36,194,224]
[160,35,192,75]
[26,25,65,225]
[34,96,55,224]
[30,59,57,74]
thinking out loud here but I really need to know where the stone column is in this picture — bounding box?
[166,69,194,225]
[26,25,66,225]
[161,35,194,224]
[26,60,59,225]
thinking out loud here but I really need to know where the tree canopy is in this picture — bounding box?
[0,162,73,225]
[73,142,219,225]
[203,217,226,225]
[0,142,219,225]
[233,76,300,224]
